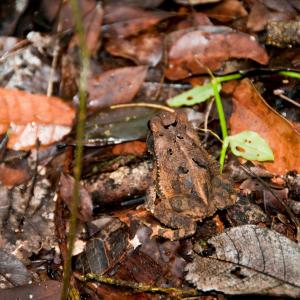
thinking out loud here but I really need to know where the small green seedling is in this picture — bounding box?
[166,82,221,107]
[167,73,275,172]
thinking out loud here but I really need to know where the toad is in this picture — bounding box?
[145,111,236,240]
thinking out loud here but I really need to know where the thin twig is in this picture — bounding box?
[199,128,223,144]
[110,102,175,112]
[47,25,62,97]
[273,89,300,108]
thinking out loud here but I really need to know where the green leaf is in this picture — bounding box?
[167,82,221,107]
[228,131,274,161]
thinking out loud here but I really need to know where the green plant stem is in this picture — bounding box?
[60,1,90,299]
[215,73,242,83]
[278,70,300,79]
[211,78,228,140]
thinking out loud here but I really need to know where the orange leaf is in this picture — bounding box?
[0,163,31,187]
[0,88,75,150]
[230,79,300,175]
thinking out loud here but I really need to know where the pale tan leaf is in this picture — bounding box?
[186,225,300,298]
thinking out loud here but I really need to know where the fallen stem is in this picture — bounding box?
[80,273,198,296]
[110,102,175,112]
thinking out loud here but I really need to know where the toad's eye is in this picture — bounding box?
[163,120,177,129]
[167,148,173,155]
[177,166,189,174]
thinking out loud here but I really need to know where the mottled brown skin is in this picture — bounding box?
[145,111,236,240]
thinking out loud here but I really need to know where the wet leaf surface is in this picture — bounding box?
[83,106,160,146]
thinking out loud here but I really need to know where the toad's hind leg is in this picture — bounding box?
[153,208,196,240]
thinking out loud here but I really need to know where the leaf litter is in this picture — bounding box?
[0,0,300,299]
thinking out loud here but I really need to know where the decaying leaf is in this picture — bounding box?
[230,79,300,174]
[202,0,248,22]
[105,31,163,66]
[75,216,129,274]
[103,4,174,38]
[0,162,31,187]
[0,280,62,300]
[59,173,93,221]
[0,250,31,286]
[60,0,103,55]
[83,106,159,146]
[174,0,221,5]
[186,225,300,298]
[86,66,148,110]
[165,26,269,80]
[246,0,296,32]
[0,88,75,150]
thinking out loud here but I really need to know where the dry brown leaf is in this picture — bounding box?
[186,225,300,298]
[105,31,163,66]
[103,4,174,38]
[60,0,103,56]
[87,66,148,110]
[59,173,93,221]
[0,163,31,187]
[0,280,62,300]
[165,26,269,80]
[112,141,147,156]
[230,79,300,174]
[203,0,248,22]
[0,88,75,150]
[174,0,221,4]
[247,0,296,32]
